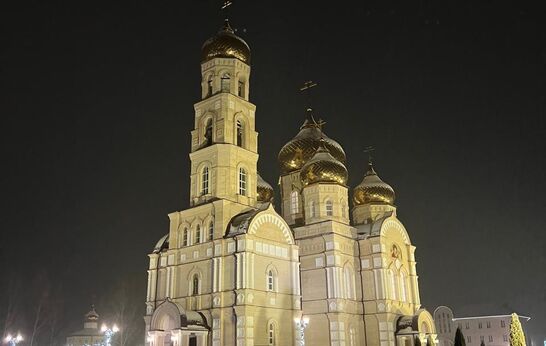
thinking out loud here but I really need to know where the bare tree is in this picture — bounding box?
[46,284,65,346]
[1,277,23,339]
[101,276,145,346]
[29,277,51,346]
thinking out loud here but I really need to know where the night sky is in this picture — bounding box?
[1,0,545,344]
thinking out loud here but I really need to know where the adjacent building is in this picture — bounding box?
[66,306,104,346]
[433,306,531,346]
[143,17,437,346]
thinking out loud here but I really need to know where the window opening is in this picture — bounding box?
[239,168,247,195]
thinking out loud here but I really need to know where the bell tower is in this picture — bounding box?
[188,19,259,207]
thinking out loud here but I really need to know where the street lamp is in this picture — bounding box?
[294,316,309,346]
[4,333,23,346]
[101,324,119,346]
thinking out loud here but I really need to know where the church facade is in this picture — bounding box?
[144,19,437,346]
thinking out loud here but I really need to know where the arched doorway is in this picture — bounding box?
[147,300,209,346]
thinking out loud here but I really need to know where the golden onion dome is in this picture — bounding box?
[300,140,348,186]
[353,162,395,205]
[201,19,251,64]
[257,173,274,203]
[278,109,346,174]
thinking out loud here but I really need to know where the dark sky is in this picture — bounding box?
[1,0,545,344]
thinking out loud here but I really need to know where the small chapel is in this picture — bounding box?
[143,16,437,346]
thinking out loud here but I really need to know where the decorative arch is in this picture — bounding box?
[247,207,295,245]
[150,300,183,331]
[380,217,411,245]
[416,309,437,334]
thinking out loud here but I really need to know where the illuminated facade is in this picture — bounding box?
[433,306,531,346]
[144,19,436,346]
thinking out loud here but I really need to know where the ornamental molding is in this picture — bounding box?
[248,209,294,245]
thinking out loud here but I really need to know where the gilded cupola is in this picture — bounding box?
[278,109,346,174]
[201,19,251,64]
[300,139,348,186]
[353,161,395,206]
[257,173,274,203]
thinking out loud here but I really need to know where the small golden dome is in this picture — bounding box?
[353,162,395,205]
[300,140,348,186]
[257,173,274,203]
[201,20,251,64]
[278,109,346,174]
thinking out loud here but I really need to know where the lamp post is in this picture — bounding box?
[100,324,119,346]
[4,333,23,346]
[294,316,309,346]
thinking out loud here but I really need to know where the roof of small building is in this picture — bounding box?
[69,328,103,337]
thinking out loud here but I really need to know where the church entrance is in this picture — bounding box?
[189,335,197,346]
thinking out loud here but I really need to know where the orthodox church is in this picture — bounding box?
[143,19,437,346]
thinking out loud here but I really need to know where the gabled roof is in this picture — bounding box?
[153,234,169,253]
[354,211,394,238]
[225,204,270,238]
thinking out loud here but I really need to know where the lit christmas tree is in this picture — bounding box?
[509,313,526,346]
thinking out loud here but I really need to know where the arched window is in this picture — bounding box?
[236,120,244,147]
[195,225,201,244]
[208,221,214,241]
[221,73,230,92]
[268,321,276,346]
[238,168,247,195]
[349,326,356,346]
[309,200,316,218]
[400,270,407,302]
[344,265,355,299]
[207,76,213,96]
[238,80,244,97]
[192,274,199,296]
[291,191,299,215]
[182,228,189,247]
[201,166,209,195]
[267,270,275,291]
[204,118,213,146]
[325,200,333,216]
